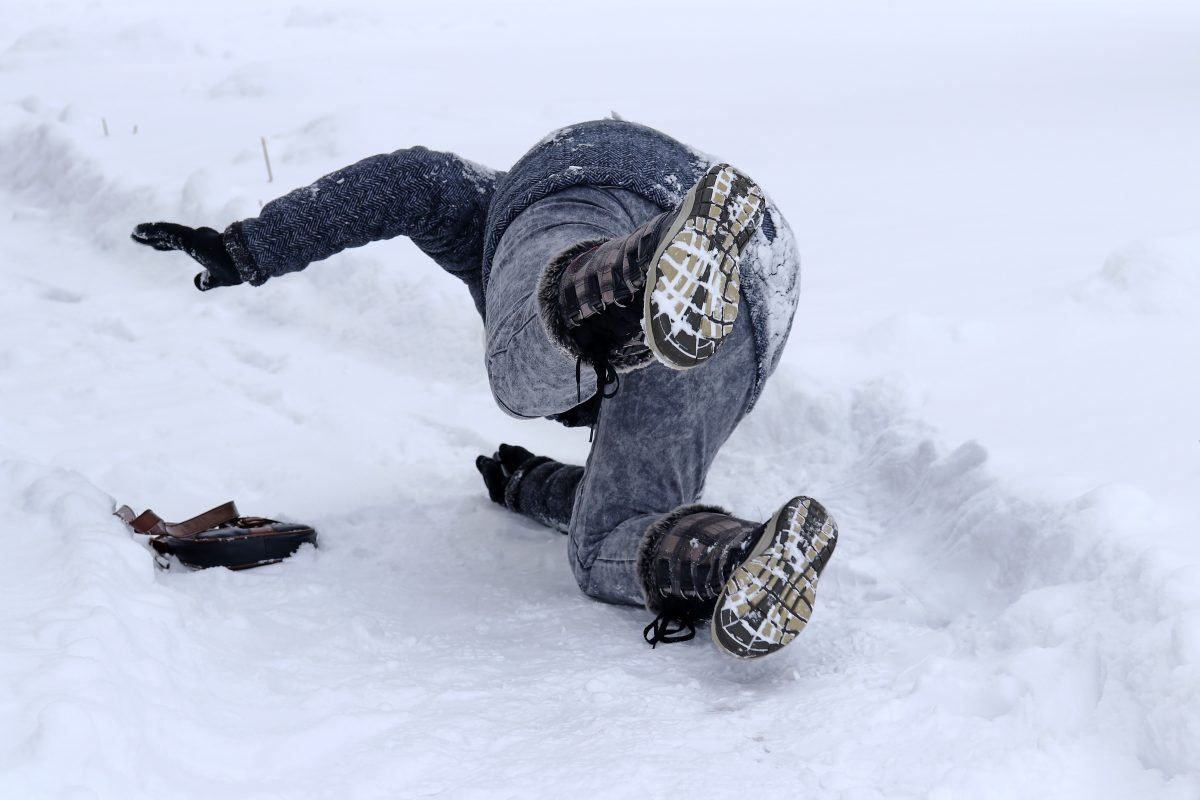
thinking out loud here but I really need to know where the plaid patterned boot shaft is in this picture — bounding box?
[551,163,766,374]
[638,497,839,659]
[647,511,761,609]
[558,209,674,333]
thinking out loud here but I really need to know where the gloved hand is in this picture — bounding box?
[131,222,244,291]
[475,444,537,505]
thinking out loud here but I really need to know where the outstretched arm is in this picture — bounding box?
[134,147,502,308]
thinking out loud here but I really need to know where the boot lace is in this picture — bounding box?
[576,352,621,403]
[642,600,702,648]
[575,348,622,444]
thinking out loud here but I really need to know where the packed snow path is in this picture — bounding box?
[2,2,1198,797]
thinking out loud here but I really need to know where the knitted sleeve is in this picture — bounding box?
[222,146,501,309]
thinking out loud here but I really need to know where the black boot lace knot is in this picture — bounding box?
[642,600,703,648]
[575,347,622,444]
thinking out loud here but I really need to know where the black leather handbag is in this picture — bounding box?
[114,501,317,570]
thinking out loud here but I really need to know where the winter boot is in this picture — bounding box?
[637,496,838,659]
[538,163,766,386]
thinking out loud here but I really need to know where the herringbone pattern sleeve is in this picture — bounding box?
[222,146,501,309]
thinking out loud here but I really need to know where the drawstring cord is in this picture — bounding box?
[576,350,622,444]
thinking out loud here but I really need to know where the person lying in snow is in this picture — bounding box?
[131,118,838,659]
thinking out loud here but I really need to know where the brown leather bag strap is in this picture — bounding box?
[114,504,145,528]
[114,501,240,539]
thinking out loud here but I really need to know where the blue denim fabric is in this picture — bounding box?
[221,125,779,607]
[487,186,757,607]
[484,186,648,417]
[482,120,709,291]
[223,120,796,418]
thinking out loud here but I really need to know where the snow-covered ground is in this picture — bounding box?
[2,1,1198,797]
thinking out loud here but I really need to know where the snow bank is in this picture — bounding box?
[2,0,1198,797]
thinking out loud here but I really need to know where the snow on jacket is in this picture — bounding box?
[223,119,801,413]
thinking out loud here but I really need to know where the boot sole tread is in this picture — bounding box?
[643,164,765,370]
[711,496,838,659]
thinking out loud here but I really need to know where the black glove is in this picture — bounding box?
[476,444,584,533]
[475,444,537,505]
[131,222,244,291]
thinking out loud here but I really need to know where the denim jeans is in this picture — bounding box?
[485,186,758,607]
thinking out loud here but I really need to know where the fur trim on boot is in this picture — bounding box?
[636,503,728,613]
[536,239,655,374]
[536,238,605,364]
